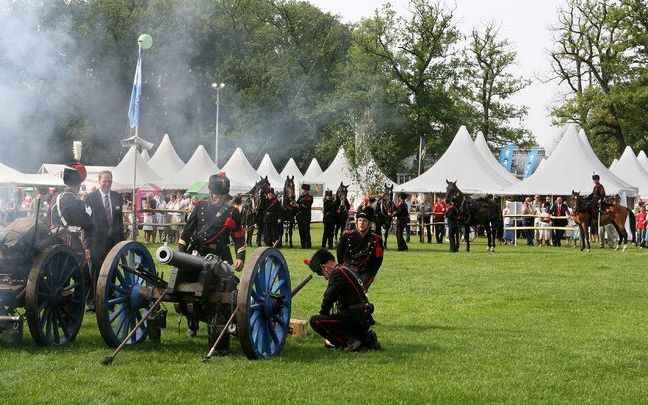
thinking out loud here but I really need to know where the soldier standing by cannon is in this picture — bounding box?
[178,172,246,349]
[296,184,313,249]
[306,248,380,352]
[336,205,383,290]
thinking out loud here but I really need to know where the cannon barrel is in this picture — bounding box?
[156,246,208,273]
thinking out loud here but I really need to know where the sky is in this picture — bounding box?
[307,0,565,149]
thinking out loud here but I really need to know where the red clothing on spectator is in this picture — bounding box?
[432,202,445,218]
[636,212,646,229]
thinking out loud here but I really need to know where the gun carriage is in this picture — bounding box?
[96,241,307,360]
[0,216,85,346]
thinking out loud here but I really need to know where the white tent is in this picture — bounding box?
[112,146,161,190]
[315,148,358,193]
[141,150,151,161]
[0,162,63,186]
[504,126,637,197]
[400,126,514,194]
[147,134,185,178]
[156,145,221,190]
[302,158,323,183]
[473,131,519,184]
[610,146,648,197]
[221,148,263,188]
[637,150,648,172]
[609,158,619,171]
[280,158,304,183]
[256,154,285,189]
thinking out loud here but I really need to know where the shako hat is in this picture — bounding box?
[63,162,87,186]
[356,205,375,222]
[304,248,335,275]
[592,173,600,181]
[208,172,230,195]
[301,183,310,191]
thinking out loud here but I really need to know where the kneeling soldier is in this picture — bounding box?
[306,248,380,352]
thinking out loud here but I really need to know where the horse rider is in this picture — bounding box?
[306,248,380,352]
[263,188,282,246]
[179,172,246,352]
[296,183,313,249]
[336,204,383,290]
[322,190,336,249]
[589,173,606,213]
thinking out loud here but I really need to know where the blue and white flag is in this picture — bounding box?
[523,149,539,179]
[498,144,514,172]
[127,50,142,129]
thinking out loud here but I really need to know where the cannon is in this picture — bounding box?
[95,241,309,361]
[0,215,85,346]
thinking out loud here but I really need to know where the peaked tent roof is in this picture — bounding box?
[221,148,263,187]
[610,146,648,196]
[141,150,151,161]
[156,145,221,190]
[302,158,323,183]
[0,162,63,186]
[112,146,161,190]
[256,154,285,189]
[609,159,619,171]
[473,131,519,184]
[280,158,304,182]
[504,127,637,196]
[400,126,514,194]
[315,148,356,191]
[147,133,185,178]
[637,150,648,172]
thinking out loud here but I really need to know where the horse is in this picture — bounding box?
[444,180,503,252]
[372,183,395,249]
[281,176,298,248]
[570,191,636,252]
[240,176,271,247]
[333,182,350,243]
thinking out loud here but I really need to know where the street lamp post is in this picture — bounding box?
[211,82,225,166]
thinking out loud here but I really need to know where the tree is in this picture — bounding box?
[464,21,532,147]
[549,0,646,160]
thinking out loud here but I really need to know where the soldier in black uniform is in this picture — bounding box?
[395,192,409,251]
[296,184,313,249]
[263,188,282,246]
[306,248,380,352]
[322,190,336,249]
[179,172,246,349]
[50,162,94,300]
[446,202,461,252]
[336,205,383,290]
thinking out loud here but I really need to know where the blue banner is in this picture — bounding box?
[523,149,539,179]
[127,49,142,129]
[498,144,514,172]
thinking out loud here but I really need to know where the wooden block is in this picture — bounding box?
[289,319,308,338]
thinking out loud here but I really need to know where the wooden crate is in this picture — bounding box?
[289,319,308,338]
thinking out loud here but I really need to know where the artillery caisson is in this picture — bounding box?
[96,241,306,362]
[0,216,85,346]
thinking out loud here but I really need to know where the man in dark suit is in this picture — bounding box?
[84,170,125,307]
[549,196,569,247]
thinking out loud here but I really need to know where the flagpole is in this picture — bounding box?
[131,44,141,241]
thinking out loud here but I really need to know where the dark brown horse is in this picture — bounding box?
[281,176,298,248]
[334,182,350,243]
[570,191,636,251]
[445,180,503,252]
[241,176,271,247]
[372,183,395,249]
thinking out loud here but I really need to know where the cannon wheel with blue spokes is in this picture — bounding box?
[96,241,155,348]
[237,247,292,360]
[25,244,85,346]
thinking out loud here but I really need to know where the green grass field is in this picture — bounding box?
[2,225,648,403]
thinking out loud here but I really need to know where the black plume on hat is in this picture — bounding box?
[209,172,230,195]
[306,248,335,275]
[356,205,375,221]
[399,191,408,199]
